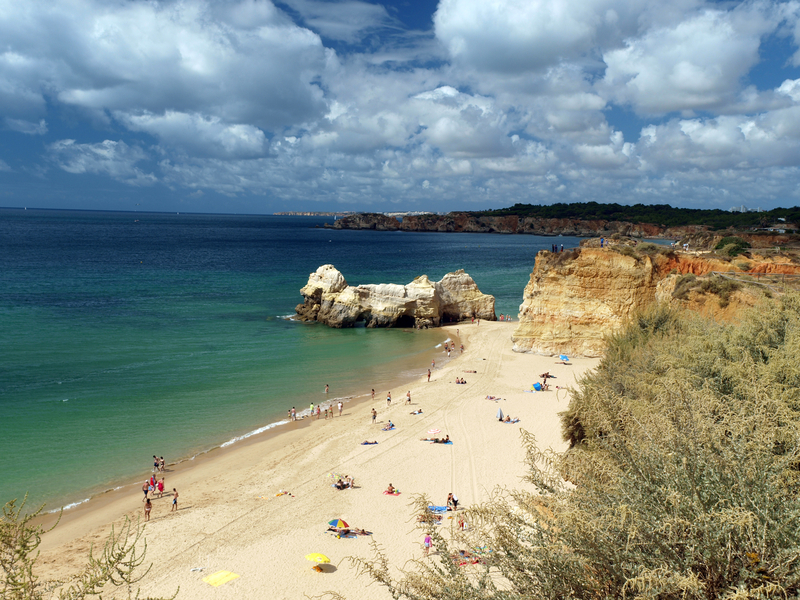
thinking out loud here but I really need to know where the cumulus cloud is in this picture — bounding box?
[281,0,395,42]
[602,5,775,115]
[3,0,800,210]
[48,140,156,185]
[4,118,47,134]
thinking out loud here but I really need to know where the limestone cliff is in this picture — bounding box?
[511,247,796,357]
[295,265,495,328]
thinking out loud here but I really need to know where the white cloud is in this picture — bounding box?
[48,139,156,185]
[4,118,47,134]
[0,158,10,171]
[281,0,395,42]
[602,5,776,115]
[118,111,267,159]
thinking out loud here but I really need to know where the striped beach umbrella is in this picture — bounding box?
[328,519,349,528]
[428,428,440,435]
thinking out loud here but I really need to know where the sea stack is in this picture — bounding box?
[295,264,495,328]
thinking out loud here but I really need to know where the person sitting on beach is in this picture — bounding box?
[541,381,549,391]
[335,478,346,490]
[447,493,458,510]
[382,420,394,431]
[386,483,396,494]
[410,408,423,415]
[345,475,353,488]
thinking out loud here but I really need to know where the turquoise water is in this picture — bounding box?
[0,209,582,509]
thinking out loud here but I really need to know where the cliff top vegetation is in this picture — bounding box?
[473,201,800,230]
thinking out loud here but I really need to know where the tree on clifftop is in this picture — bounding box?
[345,295,800,600]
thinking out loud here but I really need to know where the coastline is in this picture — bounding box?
[36,322,599,599]
[33,326,462,526]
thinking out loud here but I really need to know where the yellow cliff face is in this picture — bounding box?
[512,249,660,357]
[510,247,776,357]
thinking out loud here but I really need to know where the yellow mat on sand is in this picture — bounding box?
[203,570,240,587]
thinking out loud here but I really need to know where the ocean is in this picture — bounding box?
[0,208,582,510]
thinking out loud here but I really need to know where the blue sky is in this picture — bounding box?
[4,0,800,214]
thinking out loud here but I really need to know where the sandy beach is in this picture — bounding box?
[36,321,599,599]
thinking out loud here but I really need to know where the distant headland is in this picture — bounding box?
[326,202,800,246]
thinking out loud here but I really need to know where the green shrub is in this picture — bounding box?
[616,245,637,259]
[715,236,751,257]
[672,273,697,300]
[634,242,660,256]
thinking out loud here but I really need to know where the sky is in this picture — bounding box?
[4,0,800,214]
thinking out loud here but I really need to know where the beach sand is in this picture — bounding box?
[36,322,599,599]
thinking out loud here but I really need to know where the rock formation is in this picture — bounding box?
[511,246,797,357]
[295,265,495,328]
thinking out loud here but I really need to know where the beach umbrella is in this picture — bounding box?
[328,519,349,528]
[559,354,569,362]
[496,408,504,420]
[428,428,440,435]
[306,553,331,564]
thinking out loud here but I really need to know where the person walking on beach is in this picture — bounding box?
[371,408,377,424]
[427,369,431,382]
[338,401,343,416]
[143,498,152,522]
[153,455,159,473]
[371,389,375,400]
[310,403,314,418]
[291,406,296,421]
[406,391,411,404]
[431,359,435,369]
[424,534,432,556]
[386,392,391,407]
[159,457,165,472]
[157,478,165,498]
[142,479,150,498]
[171,488,178,512]
[316,405,321,419]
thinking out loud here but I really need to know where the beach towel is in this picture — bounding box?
[203,571,240,587]
[503,419,520,424]
[361,441,378,445]
[381,426,395,431]
[383,490,401,495]
[428,505,448,513]
[440,441,453,445]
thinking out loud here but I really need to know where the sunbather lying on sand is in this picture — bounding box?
[361,440,378,445]
[420,435,450,443]
[410,409,423,415]
[486,395,501,401]
[502,416,520,423]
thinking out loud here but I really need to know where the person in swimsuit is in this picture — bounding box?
[142,479,149,498]
[406,391,411,404]
[143,498,152,521]
[171,488,178,512]
[153,455,159,473]
[386,483,395,494]
[424,534,432,556]
[371,408,377,423]
[159,456,165,472]
[386,392,391,407]
[338,401,343,416]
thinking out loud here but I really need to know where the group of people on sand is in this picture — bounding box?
[454,377,467,384]
[142,478,178,521]
[290,400,344,421]
[152,455,165,472]
[334,475,354,490]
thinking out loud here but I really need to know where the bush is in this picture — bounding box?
[0,497,176,600]
[634,242,660,256]
[671,273,697,300]
[616,245,637,259]
[715,236,751,257]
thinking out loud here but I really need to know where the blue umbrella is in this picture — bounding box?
[559,355,569,362]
